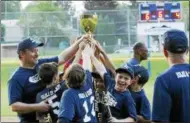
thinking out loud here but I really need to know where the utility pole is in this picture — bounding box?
[127,7,131,47]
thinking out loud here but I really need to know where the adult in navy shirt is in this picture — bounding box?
[58,41,97,123]
[123,42,148,67]
[152,29,190,123]
[36,62,67,123]
[90,45,137,122]
[129,65,151,123]
[8,36,88,123]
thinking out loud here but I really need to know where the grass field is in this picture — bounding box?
[1,53,172,117]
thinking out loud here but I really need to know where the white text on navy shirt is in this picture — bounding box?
[176,71,189,78]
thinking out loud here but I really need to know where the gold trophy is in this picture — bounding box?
[80,14,98,39]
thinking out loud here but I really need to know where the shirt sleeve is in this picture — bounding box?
[125,92,137,121]
[103,73,115,91]
[8,78,23,105]
[140,94,151,120]
[152,76,171,122]
[58,90,75,121]
[85,70,93,87]
[38,56,59,65]
[36,93,41,103]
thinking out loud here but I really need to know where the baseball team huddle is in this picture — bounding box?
[8,29,190,123]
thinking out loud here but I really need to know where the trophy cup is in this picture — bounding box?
[80,14,98,40]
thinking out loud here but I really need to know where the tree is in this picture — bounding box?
[83,0,119,50]
[1,1,21,19]
[53,1,76,21]
[84,0,118,10]
[19,1,70,47]
[181,1,189,31]
[116,3,138,45]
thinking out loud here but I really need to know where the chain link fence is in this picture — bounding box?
[1,8,189,58]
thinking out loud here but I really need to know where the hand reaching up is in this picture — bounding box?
[77,34,90,42]
[81,42,96,57]
[79,40,89,51]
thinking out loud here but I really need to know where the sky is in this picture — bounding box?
[21,1,84,11]
[21,1,132,10]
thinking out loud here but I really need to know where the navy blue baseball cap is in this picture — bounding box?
[17,38,44,54]
[116,66,134,79]
[163,29,188,53]
[133,65,149,84]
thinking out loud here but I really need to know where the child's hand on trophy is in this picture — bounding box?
[79,40,88,51]
[77,34,90,42]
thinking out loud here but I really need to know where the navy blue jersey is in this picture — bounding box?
[130,89,151,120]
[103,73,137,120]
[36,82,67,123]
[58,70,97,123]
[152,64,190,123]
[123,58,140,67]
[8,57,58,122]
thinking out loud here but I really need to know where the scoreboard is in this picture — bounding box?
[139,2,181,22]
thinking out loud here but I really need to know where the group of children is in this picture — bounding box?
[35,39,151,123]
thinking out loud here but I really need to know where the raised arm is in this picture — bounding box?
[82,44,93,71]
[58,35,89,66]
[72,40,88,64]
[96,42,116,77]
[89,44,107,79]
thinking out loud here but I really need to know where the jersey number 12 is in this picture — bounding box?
[83,96,96,122]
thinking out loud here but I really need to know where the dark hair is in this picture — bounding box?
[135,72,149,87]
[65,64,85,89]
[133,42,146,51]
[38,62,58,86]
[59,72,64,82]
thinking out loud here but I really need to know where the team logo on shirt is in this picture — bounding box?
[95,91,117,107]
[29,74,40,83]
[105,92,117,107]
[176,71,189,78]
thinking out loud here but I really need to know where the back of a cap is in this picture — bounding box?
[163,29,188,53]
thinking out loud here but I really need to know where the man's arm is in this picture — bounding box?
[8,79,50,114]
[58,35,88,66]
[11,101,50,114]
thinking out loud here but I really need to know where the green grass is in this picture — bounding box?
[1,63,19,116]
[1,56,170,116]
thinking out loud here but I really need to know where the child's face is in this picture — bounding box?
[131,76,138,85]
[129,76,139,88]
[115,72,131,92]
[94,78,105,91]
